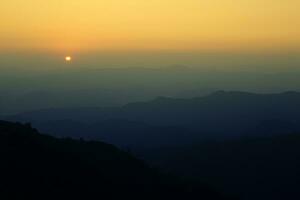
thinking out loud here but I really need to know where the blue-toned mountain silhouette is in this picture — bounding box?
[6,91,300,147]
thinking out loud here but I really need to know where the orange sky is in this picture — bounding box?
[1,0,299,53]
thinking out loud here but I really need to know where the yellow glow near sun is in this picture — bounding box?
[0,0,299,53]
[65,56,72,62]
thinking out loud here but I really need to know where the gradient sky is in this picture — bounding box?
[1,0,300,54]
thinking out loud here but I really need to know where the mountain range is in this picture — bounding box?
[5,91,300,148]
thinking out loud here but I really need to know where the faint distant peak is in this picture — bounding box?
[208,90,300,98]
[281,91,300,95]
[154,95,190,103]
[209,90,255,97]
[154,96,173,101]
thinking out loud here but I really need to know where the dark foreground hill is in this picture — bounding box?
[0,120,228,200]
[141,133,300,200]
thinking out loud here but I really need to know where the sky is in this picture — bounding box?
[1,0,300,54]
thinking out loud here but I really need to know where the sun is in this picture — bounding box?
[65,56,72,62]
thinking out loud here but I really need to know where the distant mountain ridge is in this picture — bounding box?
[4,91,300,147]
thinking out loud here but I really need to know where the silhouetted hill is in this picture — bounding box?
[5,91,300,147]
[0,120,227,200]
[141,133,300,200]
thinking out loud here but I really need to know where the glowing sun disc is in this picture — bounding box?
[65,56,72,62]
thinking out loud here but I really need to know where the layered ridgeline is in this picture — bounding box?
[2,65,299,115]
[0,121,228,200]
[6,91,300,147]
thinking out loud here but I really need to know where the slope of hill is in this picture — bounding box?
[0,120,227,200]
[140,133,300,200]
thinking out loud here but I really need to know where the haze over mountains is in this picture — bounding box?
[1,60,300,115]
